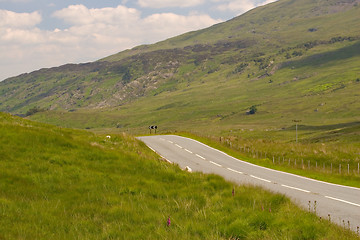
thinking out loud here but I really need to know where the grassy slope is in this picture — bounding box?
[25,0,360,133]
[103,0,360,61]
[0,112,358,239]
[30,38,360,134]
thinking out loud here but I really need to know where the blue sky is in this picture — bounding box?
[0,0,277,81]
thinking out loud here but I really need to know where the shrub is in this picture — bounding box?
[25,106,44,116]
[292,51,303,57]
[248,105,257,115]
[233,63,249,73]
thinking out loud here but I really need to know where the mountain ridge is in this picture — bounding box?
[0,0,359,132]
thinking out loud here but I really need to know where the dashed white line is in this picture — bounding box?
[227,168,243,174]
[168,140,173,144]
[185,149,193,154]
[177,135,360,192]
[196,154,206,160]
[281,184,310,193]
[175,144,183,149]
[325,196,360,207]
[250,175,271,183]
[210,161,222,167]
[159,138,165,141]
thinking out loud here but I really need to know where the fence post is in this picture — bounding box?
[339,164,341,174]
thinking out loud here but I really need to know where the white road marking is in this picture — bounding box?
[168,140,173,144]
[175,144,183,148]
[210,161,222,167]
[325,196,360,207]
[185,166,192,172]
[227,168,243,174]
[160,155,172,164]
[178,135,360,192]
[148,146,156,152]
[160,138,165,141]
[250,175,271,183]
[281,184,310,193]
[185,149,193,154]
[196,154,206,160]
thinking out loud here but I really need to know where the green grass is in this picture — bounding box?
[1,112,359,239]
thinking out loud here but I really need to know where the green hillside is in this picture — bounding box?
[0,0,359,132]
[0,112,358,239]
[0,0,359,139]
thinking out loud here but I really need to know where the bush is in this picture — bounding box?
[292,51,303,57]
[233,63,249,73]
[248,105,257,115]
[25,106,44,116]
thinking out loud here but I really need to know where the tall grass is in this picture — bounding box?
[0,112,358,239]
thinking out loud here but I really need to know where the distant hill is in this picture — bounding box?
[1,0,359,131]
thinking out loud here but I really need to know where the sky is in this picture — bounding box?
[0,0,277,81]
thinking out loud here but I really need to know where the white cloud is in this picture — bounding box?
[0,0,30,2]
[0,9,41,28]
[216,0,277,14]
[0,5,221,81]
[217,1,255,13]
[137,0,204,8]
[259,0,278,7]
[0,28,45,44]
[52,4,141,26]
[143,13,220,40]
[52,4,221,48]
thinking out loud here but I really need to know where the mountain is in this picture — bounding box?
[1,0,360,132]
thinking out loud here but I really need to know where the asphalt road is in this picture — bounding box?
[138,135,360,231]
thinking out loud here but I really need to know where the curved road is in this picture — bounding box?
[138,135,360,231]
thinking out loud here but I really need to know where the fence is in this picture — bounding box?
[219,137,360,176]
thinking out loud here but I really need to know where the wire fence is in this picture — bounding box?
[218,137,360,176]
